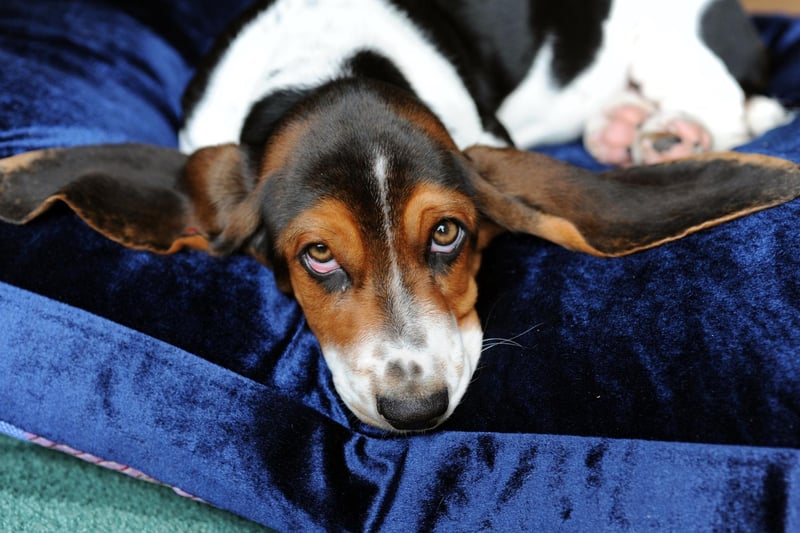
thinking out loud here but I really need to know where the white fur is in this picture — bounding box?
[324,313,482,431]
[498,27,628,146]
[372,152,409,326]
[181,0,788,155]
[627,0,748,149]
[746,95,794,137]
[180,0,490,152]
[499,0,789,151]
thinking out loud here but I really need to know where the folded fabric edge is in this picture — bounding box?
[0,281,313,526]
[2,281,800,531]
[0,422,205,502]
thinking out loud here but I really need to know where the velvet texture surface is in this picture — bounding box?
[1,1,799,530]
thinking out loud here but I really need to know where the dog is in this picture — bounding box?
[1,0,799,432]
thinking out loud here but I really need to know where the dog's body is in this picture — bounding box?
[181,0,788,165]
[1,0,800,432]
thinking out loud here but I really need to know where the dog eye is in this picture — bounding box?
[430,219,464,255]
[301,243,351,292]
[303,243,341,275]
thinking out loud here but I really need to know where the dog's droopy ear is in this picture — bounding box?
[464,145,800,256]
[0,143,261,256]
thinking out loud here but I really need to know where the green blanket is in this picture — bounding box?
[0,434,266,532]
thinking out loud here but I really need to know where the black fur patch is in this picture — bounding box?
[701,0,769,94]
[346,50,415,94]
[240,87,314,172]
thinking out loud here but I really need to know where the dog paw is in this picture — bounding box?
[586,101,713,166]
[584,100,655,167]
[632,113,712,165]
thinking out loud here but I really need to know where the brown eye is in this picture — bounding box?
[303,243,341,276]
[301,242,350,292]
[431,220,461,251]
[307,243,333,263]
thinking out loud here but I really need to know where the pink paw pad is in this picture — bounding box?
[585,103,652,167]
[635,116,712,165]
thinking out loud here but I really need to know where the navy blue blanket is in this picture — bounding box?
[1,1,799,530]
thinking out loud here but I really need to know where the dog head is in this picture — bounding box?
[2,79,799,431]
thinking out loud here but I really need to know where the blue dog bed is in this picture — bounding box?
[1,1,799,530]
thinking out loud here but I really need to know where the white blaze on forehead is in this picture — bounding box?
[372,152,417,335]
[372,152,396,264]
[373,153,389,190]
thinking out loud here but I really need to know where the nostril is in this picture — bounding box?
[377,389,449,431]
[385,361,424,381]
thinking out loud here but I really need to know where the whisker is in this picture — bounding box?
[507,322,544,341]
[481,322,543,353]
[482,339,523,350]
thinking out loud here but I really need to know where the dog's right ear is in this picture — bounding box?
[0,143,268,261]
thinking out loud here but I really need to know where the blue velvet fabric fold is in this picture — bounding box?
[1,1,799,530]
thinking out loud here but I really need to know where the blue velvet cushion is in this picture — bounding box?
[1,1,799,530]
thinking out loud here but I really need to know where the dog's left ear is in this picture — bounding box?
[464,145,800,256]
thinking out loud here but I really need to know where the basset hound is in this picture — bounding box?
[1,0,799,431]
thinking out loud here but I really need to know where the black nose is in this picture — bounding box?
[377,389,449,431]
